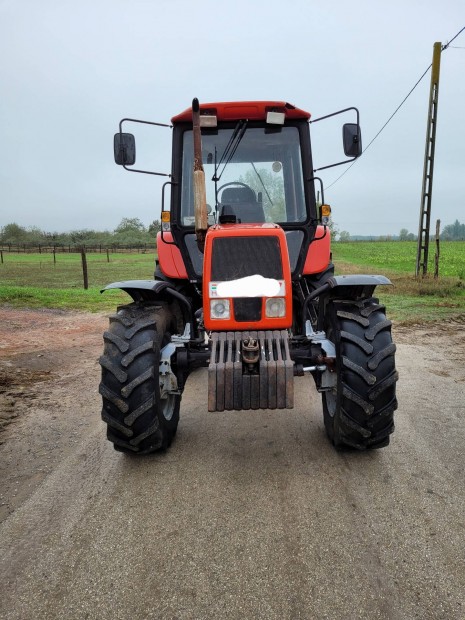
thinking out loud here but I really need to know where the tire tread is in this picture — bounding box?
[323,298,398,450]
[99,302,180,455]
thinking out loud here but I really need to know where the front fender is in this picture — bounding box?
[101,279,174,300]
[326,274,392,293]
[101,280,195,335]
[301,274,392,334]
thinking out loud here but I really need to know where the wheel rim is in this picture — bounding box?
[325,387,337,418]
[161,394,176,421]
[324,322,338,418]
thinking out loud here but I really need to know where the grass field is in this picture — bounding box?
[332,240,465,278]
[0,242,464,324]
[0,251,157,312]
[332,241,465,323]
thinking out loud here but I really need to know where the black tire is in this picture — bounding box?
[322,297,398,450]
[99,302,180,455]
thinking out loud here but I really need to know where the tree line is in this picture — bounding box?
[333,220,465,242]
[1,217,464,246]
[0,218,160,248]
[398,220,465,242]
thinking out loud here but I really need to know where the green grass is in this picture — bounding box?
[0,251,156,311]
[1,243,464,324]
[0,285,129,312]
[332,241,465,324]
[332,240,465,278]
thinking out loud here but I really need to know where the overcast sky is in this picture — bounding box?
[1,0,464,236]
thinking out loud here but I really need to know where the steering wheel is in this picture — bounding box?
[217,181,255,194]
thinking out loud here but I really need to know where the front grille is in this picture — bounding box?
[211,236,283,281]
[233,298,262,322]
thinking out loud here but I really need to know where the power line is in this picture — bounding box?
[325,26,465,191]
[442,26,465,49]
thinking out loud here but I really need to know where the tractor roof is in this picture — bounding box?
[171,101,311,123]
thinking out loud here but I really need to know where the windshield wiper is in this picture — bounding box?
[212,120,248,214]
[212,120,248,184]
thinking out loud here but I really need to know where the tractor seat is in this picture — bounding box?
[219,187,265,223]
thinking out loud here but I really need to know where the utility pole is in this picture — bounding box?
[416,42,442,276]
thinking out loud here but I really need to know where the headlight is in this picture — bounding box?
[210,299,230,319]
[265,297,286,318]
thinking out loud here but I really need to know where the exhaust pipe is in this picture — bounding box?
[192,98,208,252]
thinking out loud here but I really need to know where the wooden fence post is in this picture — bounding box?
[106,248,110,263]
[1,250,3,264]
[81,248,88,290]
[434,219,440,279]
[53,249,56,265]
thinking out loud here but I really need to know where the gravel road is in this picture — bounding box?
[0,308,464,620]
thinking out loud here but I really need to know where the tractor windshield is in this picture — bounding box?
[180,126,306,226]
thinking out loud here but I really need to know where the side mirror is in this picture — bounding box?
[114,132,136,165]
[343,123,362,158]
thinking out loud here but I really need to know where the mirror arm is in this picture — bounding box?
[313,156,357,173]
[119,118,172,132]
[118,117,172,176]
[310,106,360,126]
[122,165,171,177]
[310,106,361,172]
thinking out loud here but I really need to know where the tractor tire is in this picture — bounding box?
[99,302,180,455]
[322,297,398,450]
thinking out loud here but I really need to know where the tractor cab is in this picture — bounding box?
[167,102,316,282]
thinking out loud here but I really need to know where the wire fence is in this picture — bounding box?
[0,243,157,254]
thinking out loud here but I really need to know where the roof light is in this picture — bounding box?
[266,111,285,125]
[200,115,217,128]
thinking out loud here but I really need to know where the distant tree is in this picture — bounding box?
[0,223,28,243]
[115,217,146,234]
[339,230,351,242]
[148,219,161,236]
[25,226,46,244]
[399,228,409,241]
[441,219,465,241]
[327,219,339,239]
[406,232,416,241]
[70,230,89,244]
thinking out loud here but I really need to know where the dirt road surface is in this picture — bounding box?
[0,307,464,620]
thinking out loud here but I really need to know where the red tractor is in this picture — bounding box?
[100,99,398,454]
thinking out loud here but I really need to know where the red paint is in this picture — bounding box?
[172,101,311,124]
[303,226,331,275]
[202,224,293,331]
[157,232,188,279]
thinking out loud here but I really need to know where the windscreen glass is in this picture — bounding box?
[180,126,306,226]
